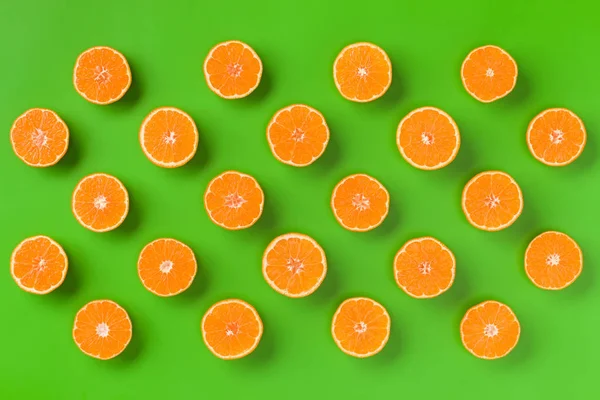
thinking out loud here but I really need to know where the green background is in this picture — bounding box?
[1,0,598,398]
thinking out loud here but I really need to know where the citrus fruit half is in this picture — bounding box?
[461,45,517,103]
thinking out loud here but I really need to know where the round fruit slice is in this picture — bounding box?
[397,107,460,170]
[525,231,582,290]
[394,237,455,298]
[333,42,392,102]
[461,45,517,103]
[331,297,390,358]
[331,174,389,232]
[138,238,197,296]
[73,299,132,360]
[73,46,131,105]
[204,171,264,230]
[72,173,129,232]
[201,299,263,360]
[11,236,68,294]
[460,300,520,360]
[266,104,330,167]
[527,108,586,166]
[462,171,523,231]
[263,233,327,298]
[10,108,69,167]
[204,41,262,99]
[139,107,199,168]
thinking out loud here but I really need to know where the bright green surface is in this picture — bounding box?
[1,0,599,398]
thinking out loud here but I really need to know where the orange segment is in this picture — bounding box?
[397,107,460,170]
[10,108,69,167]
[462,171,523,231]
[11,236,68,294]
[461,45,517,103]
[72,173,129,232]
[394,237,455,298]
[73,300,132,360]
[201,299,263,360]
[140,107,199,168]
[331,297,390,358]
[331,174,389,232]
[333,42,392,102]
[73,46,131,105]
[262,233,327,298]
[460,300,520,359]
[267,104,330,167]
[138,238,197,296]
[204,171,264,230]
[527,108,586,166]
[203,41,262,99]
[525,231,582,290]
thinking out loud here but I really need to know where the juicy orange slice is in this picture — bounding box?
[201,299,263,360]
[203,41,262,99]
[397,107,460,170]
[462,171,523,231]
[460,300,520,359]
[461,45,517,103]
[267,104,329,167]
[73,46,131,105]
[333,42,392,102]
[72,173,129,232]
[331,297,390,358]
[11,236,68,294]
[527,108,586,166]
[263,233,327,298]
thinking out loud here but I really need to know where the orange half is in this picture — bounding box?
[11,236,68,294]
[461,45,517,103]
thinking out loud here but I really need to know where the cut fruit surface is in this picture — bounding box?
[397,107,460,170]
[332,297,390,358]
[263,233,327,298]
[10,108,69,167]
[73,46,131,105]
[204,171,264,230]
[460,300,520,360]
[201,299,263,360]
[138,238,197,296]
[331,174,389,232]
[72,173,129,232]
[11,236,68,294]
[394,237,455,298]
[73,300,132,360]
[462,171,523,231]
[461,45,517,103]
[333,42,392,102]
[525,231,582,290]
[267,104,329,167]
[204,41,262,99]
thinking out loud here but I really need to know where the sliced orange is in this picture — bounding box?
[138,238,197,296]
[73,46,131,105]
[460,300,520,360]
[11,236,68,294]
[73,300,132,360]
[201,299,263,360]
[525,231,582,290]
[72,173,129,232]
[397,107,460,170]
[462,171,523,231]
[331,174,389,232]
[10,108,69,167]
[333,42,392,102]
[527,108,586,166]
[139,107,199,168]
[266,104,330,167]
[204,171,264,230]
[331,297,390,358]
[203,41,262,99]
[461,45,518,103]
[394,237,455,298]
[262,233,327,298]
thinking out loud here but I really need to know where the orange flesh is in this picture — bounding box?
[461,46,517,102]
[204,41,262,98]
[72,174,129,232]
[331,174,389,231]
[74,47,131,104]
[11,236,67,294]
